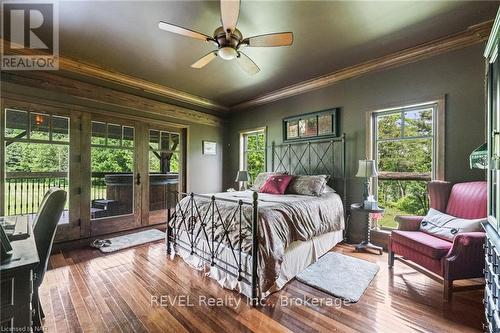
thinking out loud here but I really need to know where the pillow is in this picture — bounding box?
[250,172,287,191]
[419,208,485,241]
[286,175,329,196]
[259,175,294,195]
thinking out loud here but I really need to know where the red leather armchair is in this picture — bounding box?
[388,181,487,300]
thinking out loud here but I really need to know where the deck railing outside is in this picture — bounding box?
[4,172,179,221]
[4,171,69,216]
[3,171,129,217]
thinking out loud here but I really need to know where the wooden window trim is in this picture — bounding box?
[365,96,445,181]
[239,127,267,171]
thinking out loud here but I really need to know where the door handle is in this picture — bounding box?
[136,173,141,185]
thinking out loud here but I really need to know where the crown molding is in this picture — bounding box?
[1,19,493,113]
[1,71,223,127]
[0,38,228,112]
[232,20,493,111]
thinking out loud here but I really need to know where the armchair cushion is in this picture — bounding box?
[391,230,452,259]
[419,208,485,241]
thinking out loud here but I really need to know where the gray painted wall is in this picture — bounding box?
[187,123,223,193]
[224,43,487,226]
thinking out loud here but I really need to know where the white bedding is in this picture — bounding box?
[169,190,345,297]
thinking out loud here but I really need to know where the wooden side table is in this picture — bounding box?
[350,203,384,255]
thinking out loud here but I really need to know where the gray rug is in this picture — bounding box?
[97,229,165,253]
[296,252,379,302]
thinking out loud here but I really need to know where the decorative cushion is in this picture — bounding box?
[391,230,452,259]
[419,208,485,241]
[250,172,287,191]
[259,175,294,195]
[286,175,329,196]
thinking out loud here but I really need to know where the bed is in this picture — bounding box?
[166,135,347,302]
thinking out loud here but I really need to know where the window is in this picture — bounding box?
[370,101,444,228]
[3,108,70,222]
[90,121,135,219]
[240,128,266,184]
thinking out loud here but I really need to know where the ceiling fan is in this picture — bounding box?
[158,0,293,75]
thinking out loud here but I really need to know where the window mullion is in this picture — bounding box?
[400,110,405,138]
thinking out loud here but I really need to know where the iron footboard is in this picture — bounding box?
[166,191,260,304]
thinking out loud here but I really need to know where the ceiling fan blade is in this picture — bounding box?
[158,21,210,41]
[244,32,293,47]
[191,51,218,69]
[236,52,260,75]
[220,0,240,34]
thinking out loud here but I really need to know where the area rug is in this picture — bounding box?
[94,229,165,253]
[296,252,379,302]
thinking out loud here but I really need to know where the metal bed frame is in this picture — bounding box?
[166,133,347,304]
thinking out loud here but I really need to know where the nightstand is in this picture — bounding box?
[350,203,384,255]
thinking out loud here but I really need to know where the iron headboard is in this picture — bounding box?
[269,133,347,215]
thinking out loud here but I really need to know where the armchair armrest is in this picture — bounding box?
[443,232,485,281]
[395,215,424,231]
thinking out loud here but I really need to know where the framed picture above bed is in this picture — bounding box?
[283,108,339,142]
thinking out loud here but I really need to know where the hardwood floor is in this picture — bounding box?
[40,242,484,333]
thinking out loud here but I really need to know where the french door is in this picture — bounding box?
[145,124,184,225]
[1,97,186,240]
[88,116,142,236]
[88,118,185,237]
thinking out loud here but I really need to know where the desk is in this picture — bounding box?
[1,216,39,331]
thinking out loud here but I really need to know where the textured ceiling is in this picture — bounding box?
[59,1,498,108]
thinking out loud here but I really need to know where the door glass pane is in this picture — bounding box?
[149,130,160,150]
[5,109,28,139]
[52,116,69,142]
[91,123,134,219]
[123,126,134,147]
[30,113,50,140]
[107,124,121,147]
[171,133,180,151]
[160,132,171,150]
[148,129,180,224]
[91,121,106,145]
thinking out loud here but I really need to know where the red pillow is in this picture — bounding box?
[259,175,294,195]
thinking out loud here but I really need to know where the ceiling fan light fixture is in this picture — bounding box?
[218,46,237,60]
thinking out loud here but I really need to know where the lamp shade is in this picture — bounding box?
[235,170,249,182]
[355,160,378,178]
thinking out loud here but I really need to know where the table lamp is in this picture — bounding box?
[355,159,378,205]
[235,170,249,191]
